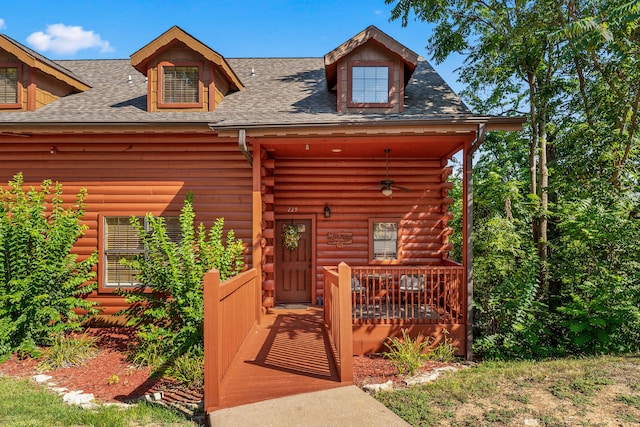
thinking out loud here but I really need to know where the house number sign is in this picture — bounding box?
[327,232,353,248]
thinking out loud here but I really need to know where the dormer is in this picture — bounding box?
[324,26,418,114]
[0,34,90,112]
[130,26,243,112]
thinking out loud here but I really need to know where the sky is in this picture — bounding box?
[0,0,465,93]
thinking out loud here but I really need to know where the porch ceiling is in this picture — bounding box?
[257,133,474,159]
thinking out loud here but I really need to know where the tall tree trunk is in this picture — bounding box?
[538,120,549,292]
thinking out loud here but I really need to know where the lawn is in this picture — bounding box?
[0,376,198,427]
[376,354,640,426]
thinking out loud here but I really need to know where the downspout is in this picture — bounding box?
[238,129,253,165]
[463,123,485,361]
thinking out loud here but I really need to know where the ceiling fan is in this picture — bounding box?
[371,148,411,196]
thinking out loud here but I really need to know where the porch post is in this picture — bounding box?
[252,140,263,324]
[463,123,485,361]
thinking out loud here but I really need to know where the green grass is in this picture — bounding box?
[376,354,640,426]
[0,377,199,427]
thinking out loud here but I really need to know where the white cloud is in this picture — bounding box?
[0,19,6,30]
[26,23,113,55]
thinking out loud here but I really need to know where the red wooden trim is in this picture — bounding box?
[0,62,22,110]
[347,60,393,108]
[208,63,215,111]
[146,63,152,112]
[368,217,402,265]
[27,66,36,111]
[157,61,204,109]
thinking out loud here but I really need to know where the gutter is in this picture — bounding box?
[238,128,253,165]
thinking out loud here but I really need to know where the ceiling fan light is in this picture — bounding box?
[381,187,393,196]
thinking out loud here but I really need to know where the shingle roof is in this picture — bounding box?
[0,56,472,126]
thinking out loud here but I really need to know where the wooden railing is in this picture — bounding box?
[322,262,353,383]
[350,265,465,325]
[203,268,258,414]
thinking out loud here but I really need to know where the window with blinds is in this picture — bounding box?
[104,216,180,287]
[0,67,18,105]
[371,220,398,261]
[351,65,389,104]
[161,65,199,104]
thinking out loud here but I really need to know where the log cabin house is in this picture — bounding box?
[0,25,523,361]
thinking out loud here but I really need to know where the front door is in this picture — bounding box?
[275,219,312,303]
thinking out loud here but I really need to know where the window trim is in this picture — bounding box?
[157,61,203,109]
[98,213,180,293]
[368,217,402,265]
[347,60,393,108]
[0,62,22,109]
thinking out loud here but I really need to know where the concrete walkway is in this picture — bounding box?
[208,385,410,427]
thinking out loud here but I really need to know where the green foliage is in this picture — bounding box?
[0,173,98,358]
[554,196,640,354]
[166,348,204,388]
[117,193,244,372]
[37,333,97,371]
[425,329,458,363]
[383,329,430,376]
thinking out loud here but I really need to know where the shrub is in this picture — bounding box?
[0,173,98,358]
[383,329,430,376]
[166,348,204,388]
[117,193,244,371]
[425,329,458,363]
[37,333,97,371]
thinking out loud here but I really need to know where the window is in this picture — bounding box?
[158,62,202,107]
[103,216,180,288]
[0,65,20,108]
[351,65,389,104]
[370,220,399,261]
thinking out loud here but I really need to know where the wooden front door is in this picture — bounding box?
[276,219,312,303]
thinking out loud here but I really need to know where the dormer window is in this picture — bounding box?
[0,64,21,108]
[350,63,390,105]
[158,61,203,108]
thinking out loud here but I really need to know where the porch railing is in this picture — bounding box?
[322,262,353,383]
[350,265,465,325]
[203,268,258,414]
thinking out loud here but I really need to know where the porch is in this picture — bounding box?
[203,262,465,413]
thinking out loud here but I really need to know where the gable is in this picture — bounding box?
[130,26,242,112]
[0,34,90,111]
[324,26,418,91]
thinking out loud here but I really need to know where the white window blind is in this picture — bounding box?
[0,67,18,104]
[162,66,199,104]
[372,221,398,260]
[104,216,180,287]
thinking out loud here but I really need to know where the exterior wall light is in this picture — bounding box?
[324,204,331,218]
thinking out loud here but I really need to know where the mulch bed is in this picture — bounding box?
[0,327,451,404]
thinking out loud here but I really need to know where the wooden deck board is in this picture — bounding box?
[217,307,343,409]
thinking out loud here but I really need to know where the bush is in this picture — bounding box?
[425,329,458,363]
[383,329,430,376]
[37,333,97,371]
[0,174,98,358]
[166,348,204,388]
[117,193,244,372]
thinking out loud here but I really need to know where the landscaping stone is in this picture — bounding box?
[403,366,462,386]
[32,374,52,383]
[62,390,95,405]
[363,380,393,393]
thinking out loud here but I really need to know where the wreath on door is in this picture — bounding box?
[282,224,300,251]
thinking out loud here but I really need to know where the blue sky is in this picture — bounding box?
[0,0,464,92]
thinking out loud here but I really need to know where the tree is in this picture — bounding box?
[387,0,563,295]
